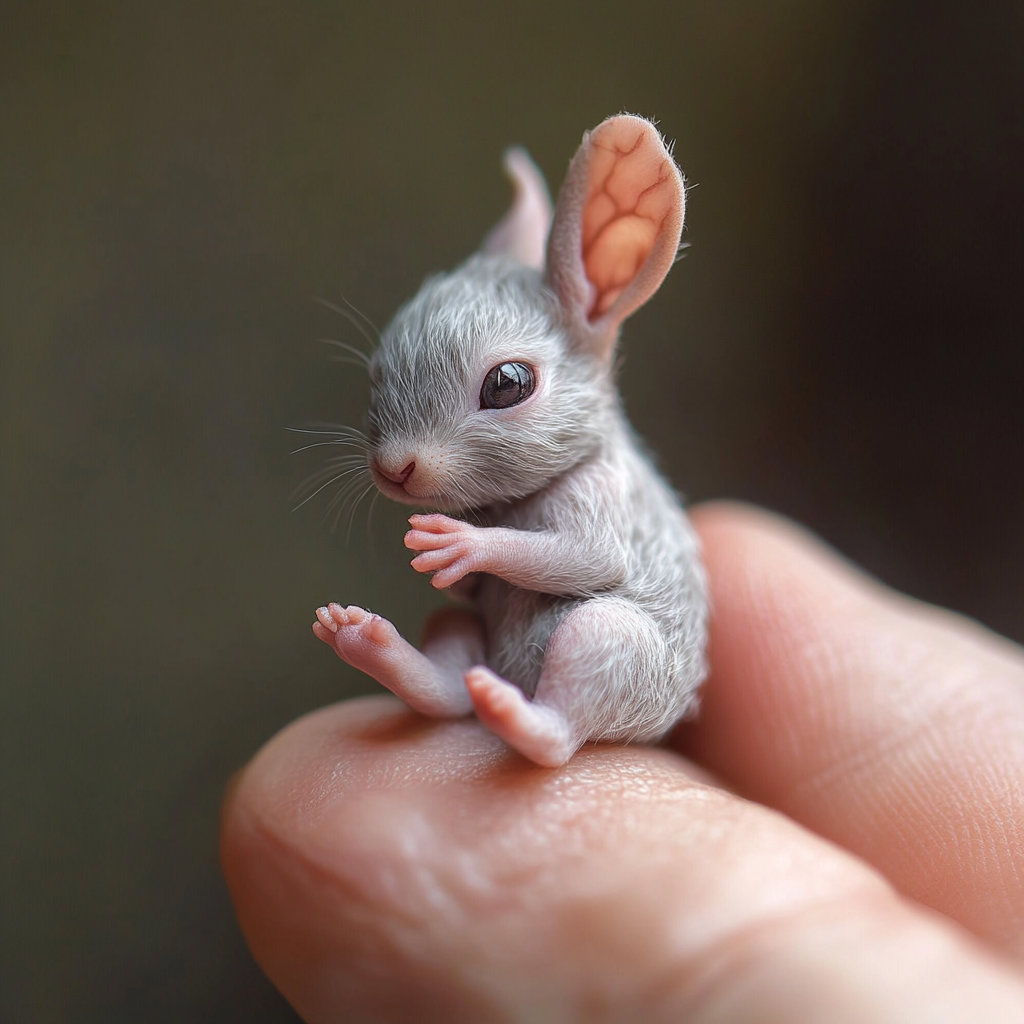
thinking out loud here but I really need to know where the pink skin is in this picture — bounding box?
[545,115,686,361]
[463,667,571,768]
[580,124,677,318]
[404,514,515,591]
[313,515,584,764]
[313,604,479,718]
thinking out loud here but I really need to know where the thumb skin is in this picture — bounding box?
[681,502,1024,957]
[221,698,1024,1024]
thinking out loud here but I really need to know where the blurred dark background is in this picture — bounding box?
[2,1,1021,1020]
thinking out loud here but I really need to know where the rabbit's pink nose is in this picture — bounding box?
[376,459,416,485]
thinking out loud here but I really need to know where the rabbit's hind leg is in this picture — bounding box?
[465,596,670,767]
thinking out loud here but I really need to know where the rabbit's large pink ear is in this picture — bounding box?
[545,115,685,362]
[481,148,553,270]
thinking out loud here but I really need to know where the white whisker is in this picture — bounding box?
[339,295,381,340]
[287,424,369,441]
[289,439,370,455]
[343,481,378,541]
[316,338,372,368]
[314,296,380,353]
[291,464,370,512]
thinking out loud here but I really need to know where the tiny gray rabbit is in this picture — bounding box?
[313,114,707,766]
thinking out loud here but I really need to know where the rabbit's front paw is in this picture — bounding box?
[404,515,488,589]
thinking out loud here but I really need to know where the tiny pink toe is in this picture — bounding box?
[327,602,348,625]
[465,667,572,768]
[345,605,369,624]
[465,667,523,715]
[316,607,338,632]
[367,615,394,644]
[464,667,488,696]
[431,569,461,590]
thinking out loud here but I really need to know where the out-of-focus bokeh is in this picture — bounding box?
[2,1,1021,1020]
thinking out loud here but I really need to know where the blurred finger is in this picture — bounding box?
[222,698,1024,1023]
[680,502,1024,958]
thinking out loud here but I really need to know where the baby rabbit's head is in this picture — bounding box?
[366,116,686,513]
[368,254,610,510]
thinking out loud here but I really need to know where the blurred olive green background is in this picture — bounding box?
[2,1,1021,1020]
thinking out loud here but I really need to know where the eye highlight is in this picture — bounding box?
[480,361,536,410]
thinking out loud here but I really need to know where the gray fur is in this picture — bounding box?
[369,256,610,511]
[319,115,708,763]
[368,255,706,740]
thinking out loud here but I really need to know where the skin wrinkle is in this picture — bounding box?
[281,788,486,957]
[226,809,412,1016]
[280,703,511,816]
[229,739,1024,1021]
[339,717,510,791]
[677,897,1024,1024]
[659,890,893,1022]
[451,733,834,900]
[768,607,1024,931]
[338,858,506,1021]
[270,749,574,940]
[686,504,1024,957]
[231,702,955,1023]
[705,515,1003,774]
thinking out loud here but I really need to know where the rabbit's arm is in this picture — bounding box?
[404,514,627,596]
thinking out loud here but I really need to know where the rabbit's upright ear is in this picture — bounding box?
[545,115,685,363]
[481,148,553,270]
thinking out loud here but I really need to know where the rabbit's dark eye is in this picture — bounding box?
[480,362,535,410]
